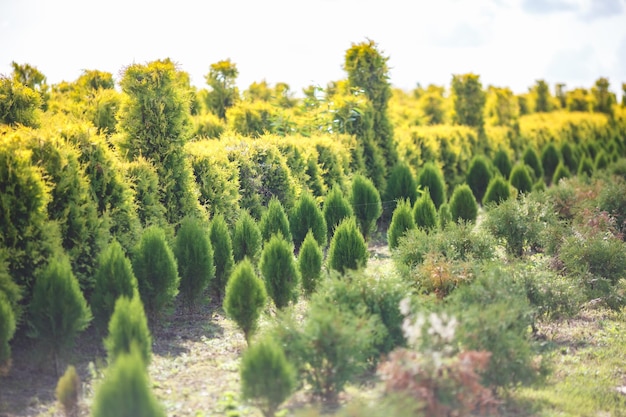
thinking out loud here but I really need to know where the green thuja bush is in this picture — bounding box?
[388,199,416,250]
[91,348,166,417]
[417,162,446,209]
[323,184,353,239]
[383,161,418,219]
[290,193,327,251]
[209,213,234,303]
[260,234,299,309]
[541,142,561,184]
[578,156,594,177]
[551,162,571,185]
[466,155,492,204]
[595,150,609,171]
[509,163,533,194]
[56,365,81,417]
[28,256,92,374]
[125,157,168,231]
[224,259,267,345]
[0,293,16,368]
[350,174,382,241]
[232,210,262,265]
[438,202,452,230]
[522,146,544,181]
[328,218,369,274]
[174,216,215,311]
[560,141,578,173]
[104,296,152,367]
[260,197,292,244]
[91,240,138,333]
[413,190,438,232]
[240,337,295,417]
[492,148,512,179]
[483,176,511,205]
[298,231,323,297]
[0,254,21,321]
[449,184,478,223]
[0,76,41,127]
[132,226,179,322]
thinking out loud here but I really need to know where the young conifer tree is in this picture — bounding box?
[55,365,80,417]
[492,149,513,179]
[259,197,292,244]
[466,155,492,204]
[388,199,416,250]
[412,190,438,232]
[323,184,353,239]
[328,218,369,274]
[417,162,447,209]
[174,216,215,311]
[383,161,418,219]
[223,259,267,345]
[290,193,327,251]
[483,176,512,206]
[209,213,234,303]
[104,295,152,368]
[350,174,382,242]
[91,240,138,333]
[259,234,300,309]
[509,164,533,194]
[232,211,262,265]
[449,184,478,223]
[0,292,16,368]
[132,226,180,323]
[298,231,323,297]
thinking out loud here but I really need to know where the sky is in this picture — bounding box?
[1,0,625,97]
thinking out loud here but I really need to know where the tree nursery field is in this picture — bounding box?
[1,40,626,417]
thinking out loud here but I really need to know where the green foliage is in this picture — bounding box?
[174,216,215,311]
[0,76,41,127]
[577,156,594,177]
[328,218,369,274]
[91,348,166,417]
[240,338,295,417]
[118,59,201,224]
[509,163,533,194]
[492,148,513,178]
[290,193,327,250]
[104,295,152,367]
[597,178,626,238]
[350,174,382,241]
[438,202,452,230]
[125,157,167,231]
[232,210,262,265]
[55,365,80,417]
[483,176,511,205]
[551,162,571,185]
[0,292,16,367]
[226,100,274,137]
[412,191,438,232]
[90,240,139,333]
[449,184,478,223]
[260,234,299,309]
[594,150,609,171]
[298,231,323,297]
[388,199,416,250]
[451,73,486,129]
[417,162,446,209]
[209,213,234,303]
[323,184,353,239]
[384,161,418,209]
[204,59,239,120]
[28,256,92,371]
[541,142,561,184]
[533,79,552,112]
[522,147,544,181]
[260,197,292,244]
[132,226,180,322]
[223,259,267,344]
[560,141,578,173]
[466,155,492,204]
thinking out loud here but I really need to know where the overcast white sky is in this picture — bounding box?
[1,0,625,96]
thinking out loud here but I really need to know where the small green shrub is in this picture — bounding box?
[323,184,354,239]
[259,197,292,244]
[541,142,561,184]
[551,162,571,185]
[560,141,578,173]
[438,202,452,230]
[232,210,262,265]
[28,255,92,374]
[449,184,478,223]
[595,150,609,171]
[260,234,299,309]
[104,296,152,367]
[388,199,416,250]
[482,176,511,205]
[578,156,594,177]
[466,155,492,204]
[350,174,382,241]
[509,163,533,194]
[132,226,179,322]
[174,216,215,311]
[597,177,626,238]
[492,148,512,179]
[56,365,81,417]
[209,213,234,303]
[522,146,544,180]
[298,231,323,297]
[240,337,295,417]
[290,193,327,251]
[383,161,418,218]
[0,293,16,368]
[91,348,166,417]
[328,218,369,274]
[412,191,438,232]
[417,162,446,209]
[224,259,267,344]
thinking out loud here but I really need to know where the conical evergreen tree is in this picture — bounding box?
[259,197,292,244]
[259,234,299,309]
[104,295,152,367]
[209,213,234,303]
[449,184,478,223]
[298,231,323,297]
[323,185,353,239]
[417,162,446,209]
[328,218,369,274]
[388,199,416,250]
[290,193,327,251]
[350,174,382,242]
[232,211,262,265]
[413,190,438,232]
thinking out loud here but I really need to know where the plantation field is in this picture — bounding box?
[2,42,626,417]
